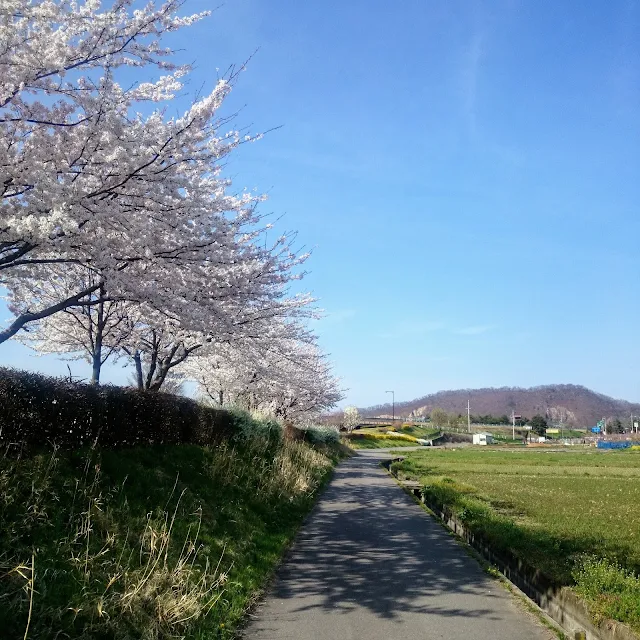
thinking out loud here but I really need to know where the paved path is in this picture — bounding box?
[243,450,554,640]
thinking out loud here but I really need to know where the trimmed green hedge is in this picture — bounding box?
[0,367,244,453]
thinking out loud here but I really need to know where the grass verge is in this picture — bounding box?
[398,425,441,439]
[0,437,343,639]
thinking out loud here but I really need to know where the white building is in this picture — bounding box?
[472,433,494,445]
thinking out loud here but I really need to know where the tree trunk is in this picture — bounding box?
[148,348,178,392]
[144,332,159,390]
[148,364,169,392]
[90,292,105,385]
[91,347,102,385]
[134,351,144,390]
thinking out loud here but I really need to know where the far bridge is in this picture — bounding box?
[356,417,407,427]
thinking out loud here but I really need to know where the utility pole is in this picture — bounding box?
[467,398,471,433]
[386,390,395,423]
[512,410,515,441]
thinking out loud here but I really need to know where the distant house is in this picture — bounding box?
[472,433,493,445]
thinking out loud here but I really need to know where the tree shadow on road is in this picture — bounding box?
[260,453,508,623]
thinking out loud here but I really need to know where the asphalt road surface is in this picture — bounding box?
[242,449,554,640]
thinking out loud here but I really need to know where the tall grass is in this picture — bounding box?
[0,435,340,639]
[573,557,640,631]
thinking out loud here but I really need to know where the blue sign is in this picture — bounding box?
[591,427,601,433]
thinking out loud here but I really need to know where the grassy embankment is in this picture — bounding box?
[391,448,640,632]
[0,432,345,640]
[545,429,588,440]
[344,425,440,449]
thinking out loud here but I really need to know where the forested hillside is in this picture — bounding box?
[362,385,640,427]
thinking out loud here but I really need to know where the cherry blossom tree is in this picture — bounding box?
[15,266,135,384]
[17,241,315,390]
[343,406,360,432]
[269,348,343,421]
[184,324,344,421]
[106,228,313,391]
[1,1,344,415]
[0,0,281,343]
[122,322,205,392]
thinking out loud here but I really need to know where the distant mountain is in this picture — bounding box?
[360,385,640,427]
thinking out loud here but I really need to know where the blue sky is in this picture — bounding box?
[2,0,639,407]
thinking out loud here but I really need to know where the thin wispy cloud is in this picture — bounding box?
[317,309,356,325]
[461,30,485,136]
[378,320,444,339]
[257,146,384,179]
[610,1,640,116]
[426,355,454,363]
[453,324,495,336]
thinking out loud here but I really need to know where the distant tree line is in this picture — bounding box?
[608,418,625,434]
[423,411,630,437]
